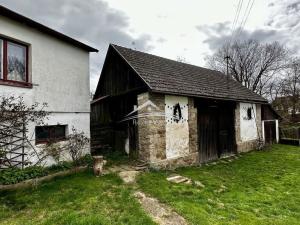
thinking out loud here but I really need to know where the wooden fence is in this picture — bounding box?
[280,127,300,146]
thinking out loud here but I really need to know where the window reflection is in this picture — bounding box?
[7,42,26,82]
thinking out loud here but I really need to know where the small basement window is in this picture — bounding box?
[35,125,67,144]
[0,36,30,87]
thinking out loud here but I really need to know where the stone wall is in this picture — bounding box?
[235,103,262,153]
[137,92,199,168]
[137,92,166,162]
[188,97,198,154]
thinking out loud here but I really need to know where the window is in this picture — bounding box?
[0,37,29,86]
[247,107,252,120]
[35,125,67,144]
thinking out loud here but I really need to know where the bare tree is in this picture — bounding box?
[281,58,300,118]
[176,56,188,63]
[206,39,288,97]
[266,78,284,102]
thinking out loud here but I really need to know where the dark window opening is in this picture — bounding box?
[0,37,30,87]
[35,125,67,144]
[173,103,182,123]
[247,107,252,120]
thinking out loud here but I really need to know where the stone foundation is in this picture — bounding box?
[236,140,259,153]
[149,152,199,170]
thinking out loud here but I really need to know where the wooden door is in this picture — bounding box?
[218,107,236,157]
[198,107,219,163]
[264,121,276,144]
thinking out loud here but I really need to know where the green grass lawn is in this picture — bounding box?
[0,171,155,225]
[138,144,300,225]
[0,145,299,225]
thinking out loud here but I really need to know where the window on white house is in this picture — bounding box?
[7,42,27,82]
[0,37,29,86]
[35,125,67,144]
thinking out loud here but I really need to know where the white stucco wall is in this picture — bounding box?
[0,16,91,165]
[0,15,90,112]
[165,95,189,159]
[239,102,258,142]
[27,112,90,165]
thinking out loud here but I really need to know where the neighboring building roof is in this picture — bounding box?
[111,44,267,103]
[0,5,98,52]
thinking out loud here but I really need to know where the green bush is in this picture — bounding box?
[0,155,93,185]
[0,166,47,185]
[46,161,73,173]
[75,154,93,167]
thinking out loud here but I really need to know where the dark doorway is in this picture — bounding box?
[128,120,138,158]
[264,121,276,144]
[198,106,219,163]
[197,99,236,163]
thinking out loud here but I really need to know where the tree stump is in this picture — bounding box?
[93,156,104,176]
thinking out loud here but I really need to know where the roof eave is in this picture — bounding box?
[150,89,268,104]
[0,5,98,52]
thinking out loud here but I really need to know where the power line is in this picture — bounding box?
[226,0,244,76]
[229,0,243,46]
[234,0,255,41]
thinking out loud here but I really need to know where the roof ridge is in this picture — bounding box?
[110,44,268,103]
[111,43,222,74]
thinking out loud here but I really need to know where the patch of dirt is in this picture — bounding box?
[134,191,188,225]
[118,171,140,184]
[113,165,188,224]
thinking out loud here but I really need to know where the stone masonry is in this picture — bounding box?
[137,92,199,168]
[137,92,166,162]
[138,92,263,167]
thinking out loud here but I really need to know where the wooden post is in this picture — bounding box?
[22,118,25,169]
[275,120,279,144]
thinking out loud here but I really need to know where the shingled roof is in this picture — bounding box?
[111,44,267,103]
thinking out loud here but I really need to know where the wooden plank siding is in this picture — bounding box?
[91,46,148,154]
[196,98,236,163]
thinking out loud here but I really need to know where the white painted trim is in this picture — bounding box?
[276,119,279,143]
[262,120,265,143]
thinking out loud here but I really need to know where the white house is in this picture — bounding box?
[0,5,98,165]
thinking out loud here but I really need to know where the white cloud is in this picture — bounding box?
[0,0,153,92]
[0,0,299,92]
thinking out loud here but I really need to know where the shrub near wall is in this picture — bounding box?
[0,155,93,185]
[0,166,47,185]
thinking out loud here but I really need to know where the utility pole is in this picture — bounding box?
[224,55,230,92]
[224,55,230,77]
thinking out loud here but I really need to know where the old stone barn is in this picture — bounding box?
[91,44,279,168]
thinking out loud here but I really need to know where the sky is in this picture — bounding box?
[0,0,299,92]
